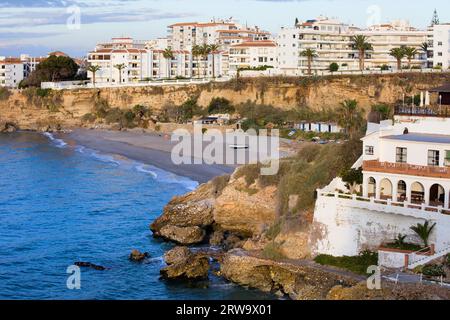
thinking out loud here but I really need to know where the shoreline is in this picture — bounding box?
[62,128,236,184]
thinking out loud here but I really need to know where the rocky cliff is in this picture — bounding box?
[2,73,450,131]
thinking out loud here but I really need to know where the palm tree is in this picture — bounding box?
[114,63,126,84]
[87,64,101,87]
[299,48,318,75]
[336,99,363,139]
[192,45,202,78]
[351,35,373,71]
[200,43,211,78]
[389,47,406,71]
[208,43,221,79]
[420,42,429,56]
[404,47,419,69]
[162,47,175,79]
[410,221,436,247]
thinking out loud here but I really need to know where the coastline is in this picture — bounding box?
[62,128,235,184]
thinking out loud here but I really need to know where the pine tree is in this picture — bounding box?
[431,9,440,26]
[295,17,299,26]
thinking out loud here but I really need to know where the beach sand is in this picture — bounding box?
[63,129,236,183]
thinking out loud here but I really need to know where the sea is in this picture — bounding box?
[0,132,272,300]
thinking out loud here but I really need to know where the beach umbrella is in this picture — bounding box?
[425,91,430,106]
[420,92,424,107]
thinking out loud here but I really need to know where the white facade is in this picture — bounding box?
[229,41,278,75]
[431,24,450,69]
[0,58,24,88]
[312,108,450,262]
[295,121,343,134]
[278,16,428,75]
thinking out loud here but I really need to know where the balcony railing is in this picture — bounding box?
[395,105,450,118]
[363,160,450,179]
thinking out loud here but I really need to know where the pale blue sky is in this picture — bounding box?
[0,0,449,57]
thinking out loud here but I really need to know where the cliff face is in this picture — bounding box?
[2,73,450,131]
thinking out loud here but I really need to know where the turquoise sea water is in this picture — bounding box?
[0,132,271,300]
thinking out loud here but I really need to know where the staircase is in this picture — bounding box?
[408,246,450,270]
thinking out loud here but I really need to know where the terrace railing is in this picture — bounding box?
[363,160,450,179]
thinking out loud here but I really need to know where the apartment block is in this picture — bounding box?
[431,24,450,69]
[229,40,278,75]
[278,16,428,75]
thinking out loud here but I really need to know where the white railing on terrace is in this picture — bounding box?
[408,246,450,269]
[317,190,450,218]
[305,68,450,77]
[40,77,232,90]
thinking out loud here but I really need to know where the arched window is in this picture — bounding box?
[368,177,376,198]
[411,182,425,204]
[380,178,393,199]
[397,180,407,202]
[430,184,445,207]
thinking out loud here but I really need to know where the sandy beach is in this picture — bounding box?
[63,129,236,183]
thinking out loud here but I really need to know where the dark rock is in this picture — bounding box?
[129,249,150,262]
[74,262,108,271]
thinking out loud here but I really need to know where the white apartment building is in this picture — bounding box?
[167,19,269,51]
[0,57,25,88]
[431,24,450,69]
[278,16,428,75]
[229,40,278,75]
[313,102,450,268]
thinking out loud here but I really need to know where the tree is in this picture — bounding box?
[329,62,339,72]
[431,9,440,26]
[295,17,299,26]
[351,35,373,71]
[87,64,101,87]
[21,55,79,87]
[192,45,202,78]
[162,47,175,79]
[208,43,221,79]
[336,99,364,139]
[421,42,429,56]
[389,47,405,71]
[403,47,419,69]
[411,221,436,247]
[341,168,363,194]
[300,48,318,75]
[207,97,235,114]
[114,63,126,84]
[200,43,211,77]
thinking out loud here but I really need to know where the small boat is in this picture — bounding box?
[229,144,249,150]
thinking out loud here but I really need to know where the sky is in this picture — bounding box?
[0,0,449,57]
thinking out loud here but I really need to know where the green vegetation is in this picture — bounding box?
[207,97,234,114]
[83,100,153,129]
[351,35,373,71]
[329,63,339,72]
[410,221,436,247]
[262,242,286,261]
[0,87,11,100]
[336,99,364,139]
[314,251,378,275]
[160,97,203,123]
[238,65,274,72]
[87,64,101,86]
[383,242,423,252]
[300,48,318,75]
[371,104,392,121]
[421,264,446,277]
[20,55,79,88]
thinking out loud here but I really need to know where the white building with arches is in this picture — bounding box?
[312,105,450,268]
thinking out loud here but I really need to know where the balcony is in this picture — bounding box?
[363,160,450,179]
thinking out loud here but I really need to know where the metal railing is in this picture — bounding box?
[363,160,450,179]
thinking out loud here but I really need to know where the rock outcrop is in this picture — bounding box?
[220,249,360,300]
[129,250,150,262]
[0,121,18,133]
[160,247,210,280]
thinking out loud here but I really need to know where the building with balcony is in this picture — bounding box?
[277,16,428,75]
[229,40,278,76]
[0,57,25,88]
[312,101,450,267]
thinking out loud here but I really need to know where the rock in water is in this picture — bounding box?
[164,246,191,265]
[160,247,210,280]
[129,249,150,262]
[74,262,107,271]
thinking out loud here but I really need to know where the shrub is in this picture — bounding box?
[329,63,339,72]
[380,64,390,71]
[262,242,285,261]
[81,113,97,123]
[314,251,378,275]
[0,87,11,100]
[207,97,234,114]
[36,88,52,98]
[422,264,446,277]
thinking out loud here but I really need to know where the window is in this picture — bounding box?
[428,150,440,166]
[365,146,374,155]
[396,147,407,163]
